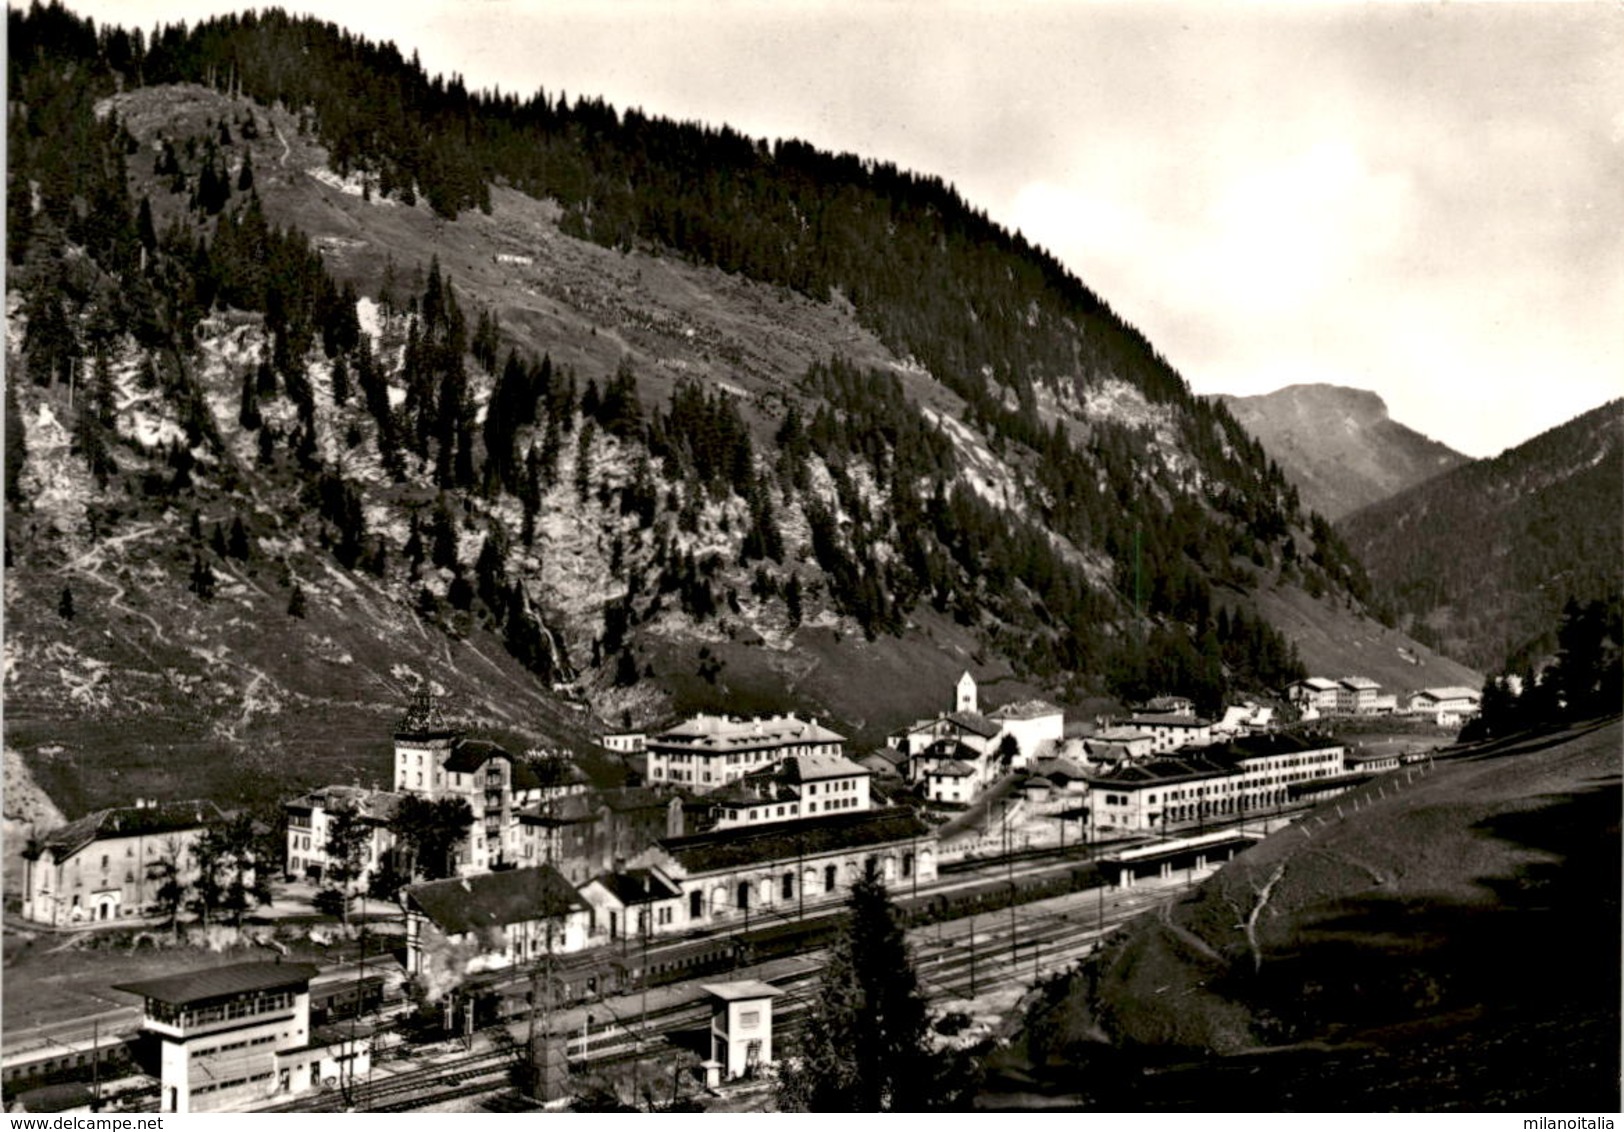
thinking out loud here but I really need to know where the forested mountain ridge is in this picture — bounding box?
[1218,384,1468,521]
[4,3,1472,819]
[1339,398,1623,672]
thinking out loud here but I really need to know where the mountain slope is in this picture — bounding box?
[3,6,1462,822]
[1002,718,1621,1110]
[1338,398,1623,671]
[1218,384,1468,521]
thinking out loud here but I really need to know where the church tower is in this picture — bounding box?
[955,671,978,715]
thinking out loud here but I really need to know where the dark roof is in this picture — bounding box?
[443,737,514,773]
[1032,756,1088,782]
[1086,755,1230,788]
[657,809,931,875]
[586,869,681,906]
[404,866,584,935]
[285,786,403,824]
[40,800,226,860]
[928,760,976,778]
[1205,732,1341,765]
[920,739,980,762]
[858,752,904,777]
[943,711,1001,739]
[1128,713,1213,728]
[115,960,321,1006]
[516,794,600,825]
[14,1083,98,1112]
[600,786,670,813]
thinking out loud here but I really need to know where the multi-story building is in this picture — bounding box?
[706,752,873,830]
[22,800,227,927]
[1086,734,1348,835]
[1407,686,1482,724]
[283,785,404,886]
[1125,712,1214,754]
[114,961,365,1113]
[645,713,846,792]
[512,787,684,885]
[1335,676,1382,715]
[1286,677,1341,714]
[389,698,524,874]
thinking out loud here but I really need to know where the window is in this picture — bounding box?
[824,865,837,893]
[781,872,794,900]
[739,1010,761,1029]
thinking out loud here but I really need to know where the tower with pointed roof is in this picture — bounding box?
[956,670,978,715]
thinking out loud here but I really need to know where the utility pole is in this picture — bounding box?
[968,913,977,997]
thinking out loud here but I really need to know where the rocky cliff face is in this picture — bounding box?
[1219,384,1468,520]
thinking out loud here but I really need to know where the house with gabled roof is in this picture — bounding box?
[402,866,589,978]
[22,799,227,926]
[579,868,683,942]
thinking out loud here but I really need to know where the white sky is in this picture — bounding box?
[47,0,1624,457]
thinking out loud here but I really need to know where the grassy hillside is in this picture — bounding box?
[998,717,1621,1110]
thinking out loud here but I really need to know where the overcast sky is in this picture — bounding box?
[54,1,1624,457]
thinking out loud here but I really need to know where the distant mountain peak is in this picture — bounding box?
[1216,384,1466,520]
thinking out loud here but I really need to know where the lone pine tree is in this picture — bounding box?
[776,876,948,1111]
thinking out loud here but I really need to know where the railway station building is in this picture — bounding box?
[627,808,937,938]
[1085,734,1347,835]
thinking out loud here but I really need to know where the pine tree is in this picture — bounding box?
[287,583,307,619]
[189,555,216,600]
[227,516,250,560]
[58,585,75,620]
[776,876,946,1111]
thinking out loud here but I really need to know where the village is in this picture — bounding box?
[5,671,1476,1114]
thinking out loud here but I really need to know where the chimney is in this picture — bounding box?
[612,856,626,875]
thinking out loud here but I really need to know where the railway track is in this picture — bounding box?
[310,869,1218,1111]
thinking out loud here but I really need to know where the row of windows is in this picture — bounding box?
[806,778,855,795]
[194,1070,274,1096]
[196,1033,280,1057]
[149,991,294,1028]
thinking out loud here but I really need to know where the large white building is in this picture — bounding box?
[626,809,937,937]
[1085,734,1348,836]
[22,800,227,927]
[645,713,846,792]
[706,752,873,830]
[1407,686,1482,724]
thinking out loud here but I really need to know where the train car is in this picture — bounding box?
[2,1034,135,1103]
[308,970,389,1027]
